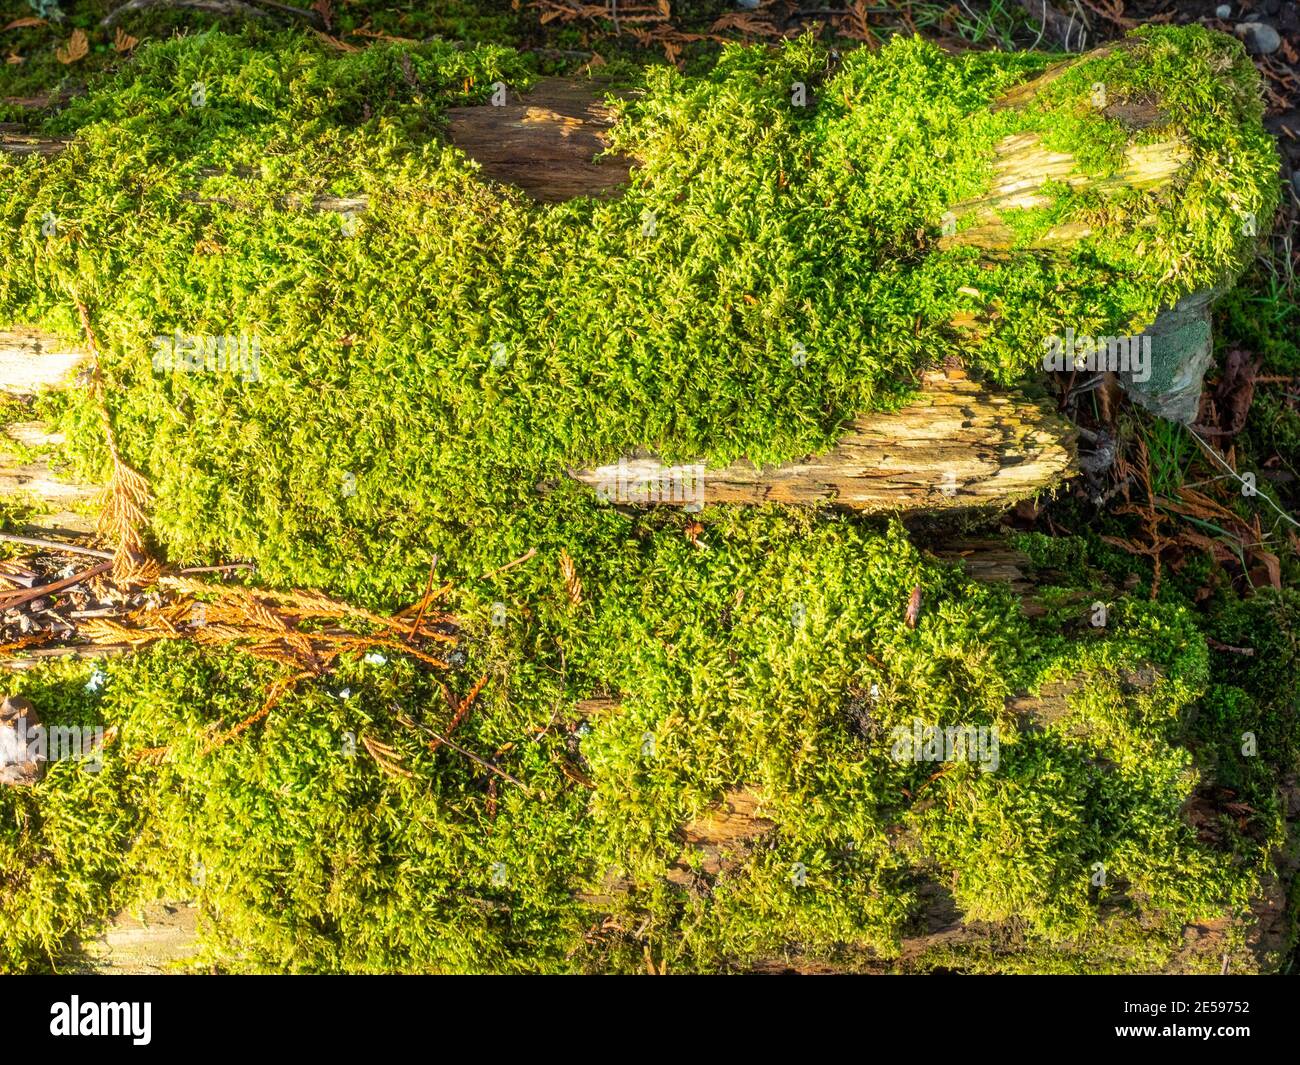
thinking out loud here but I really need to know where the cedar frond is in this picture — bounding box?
[76,299,158,586]
[559,548,583,607]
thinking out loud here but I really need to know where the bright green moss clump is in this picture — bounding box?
[0,24,1279,602]
[0,513,1282,973]
[0,22,1289,975]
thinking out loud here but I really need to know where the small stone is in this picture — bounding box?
[1236,21,1282,54]
[1215,3,1231,17]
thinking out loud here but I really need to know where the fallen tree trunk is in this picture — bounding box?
[1,73,1085,520]
[0,32,1273,533]
[0,331,1073,518]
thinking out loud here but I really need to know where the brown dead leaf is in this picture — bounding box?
[113,27,138,53]
[5,52,23,65]
[311,0,334,31]
[1253,549,1282,591]
[55,28,88,65]
[1213,349,1259,437]
[905,584,922,629]
[2,17,46,31]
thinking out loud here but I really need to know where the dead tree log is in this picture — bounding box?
[1,38,1256,521]
[0,81,1079,521]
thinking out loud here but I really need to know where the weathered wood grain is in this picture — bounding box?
[570,371,1076,512]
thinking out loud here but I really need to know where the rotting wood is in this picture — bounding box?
[66,902,203,974]
[0,419,98,536]
[665,788,775,888]
[941,131,1190,253]
[445,77,633,203]
[3,76,633,204]
[0,337,1078,518]
[569,371,1077,512]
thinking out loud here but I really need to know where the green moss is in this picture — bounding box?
[0,511,1273,973]
[0,22,1288,976]
[0,25,1276,606]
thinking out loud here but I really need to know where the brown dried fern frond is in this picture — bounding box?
[84,577,458,679]
[200,670,309,756]
[75,568,465,760]
[0,562,35,592]
[157,578,456,642]
[430,672,489,751]
[0,634,57,655]
[94,455,154,584]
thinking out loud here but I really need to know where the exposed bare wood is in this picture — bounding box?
[992,40,1134,110]
[932,538,1037,595]
[0,643,132,669]
[1,92,81,110]
[0,125,67,158]
[0,340,1078,527]
[0,532,113,560]
[0,329,92,394]
[445,77,633,203]
[68,902,203,974]
[0,419,99,535]
[0,454,80,504]
[942,132,1189,253]
[570,371,1076,512]
[666,788,775,888]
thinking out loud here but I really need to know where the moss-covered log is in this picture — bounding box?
[0,27,1276,529]
[0,25,1274,594]
[0,326,1074,518]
